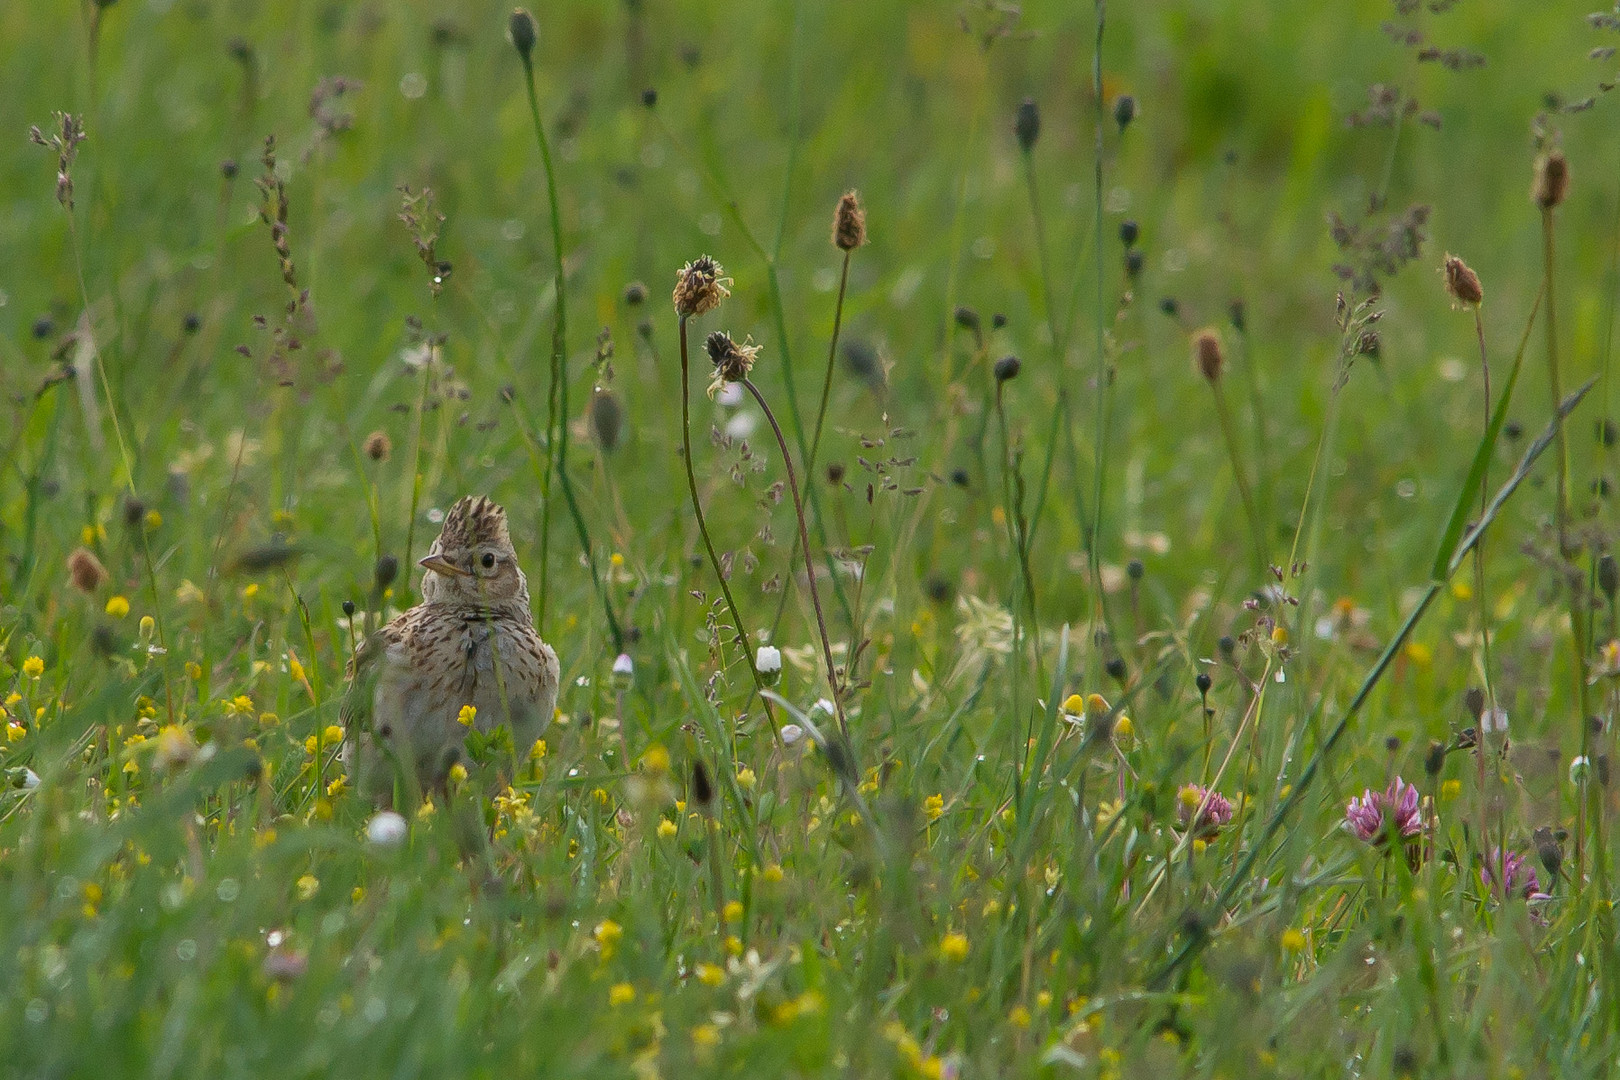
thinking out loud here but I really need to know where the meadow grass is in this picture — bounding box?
[5,1,1620,1075]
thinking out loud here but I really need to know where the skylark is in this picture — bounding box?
[342,495,559,802]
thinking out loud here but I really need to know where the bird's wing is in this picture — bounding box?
[340,620,405,739]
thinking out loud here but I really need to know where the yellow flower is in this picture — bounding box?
[722,900,744,924]
[595,918,623,956]
[940,932,970,962]
[144,509,162,531]
[1404,641,1433,667]
[185,661,202,681]
[657,819,678,839]
[1270,624,1289,646]
[105,596,130,618]
[323,725,343,745]
[736,766,756,791]
[22,656,44,679]
[296,874,319,900]
[351,886,366,904]
[608,982,636,1007]
[1451,579,1473,601]
[610,552,625,568]
[761,864,784,883]
[456,704,477,727]
[224,695,254,716]
[924,794,945,822]
[692,1023,721,1048]
[694,961,725,987]
[1062,693,1085,714]
[724,934,742,956]
[529,738,547,760]
[240,583,258,601]
[416,798,436,819]
[447,763,468,785]
[1281,928,1306,952]
[1009,1005,1032,1029]
[1440,778,1462,801]
[288,656,306,683]
[1113,715,1134,741]
[1036,989,1053,1009]
[5,722,24,743]
[175,580,205,605]
[641,745,670,774]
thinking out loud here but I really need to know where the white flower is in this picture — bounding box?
[612,652,634,689]
[1481,706,1509,735]
[21,768,40,790]
[1571,755,1592,784]
[756,645,782,686]
[811,698,835,717]
[366,810,409,848]
[780,724,805,746]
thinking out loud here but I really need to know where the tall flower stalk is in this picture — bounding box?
[511,9,623,651]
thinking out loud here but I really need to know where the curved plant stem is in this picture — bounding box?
[742,377,849,740]
[677,319,776,736]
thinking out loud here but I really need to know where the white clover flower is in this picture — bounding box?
[1481,706,1509,735]
[779,724,805,746]
[756,645,782,686]
[366,810,409,848]
[612,652,634,689]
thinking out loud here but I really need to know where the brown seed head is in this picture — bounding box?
[364,430,393,462]
[509,9,537,63]
[1533,149,1569,210]
[1192,328,1225,382]
[1441,254,1483,308]
[704,330,761,397]
[672,255,731,318]
[833,190,866,251]
[67,547,109,594]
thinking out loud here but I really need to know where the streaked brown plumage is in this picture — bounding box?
[342,496,558,802]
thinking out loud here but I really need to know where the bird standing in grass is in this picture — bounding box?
[342,495,559,803]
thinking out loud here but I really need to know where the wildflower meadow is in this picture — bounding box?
[5,1,1620,1075]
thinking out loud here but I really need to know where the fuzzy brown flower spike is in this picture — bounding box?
[705,330,761,397]
[67,547,109,594]
[1192,328,1225,382]
[673,255,732,318]
[1533,149,1569,210]
[833,191,867,251]
[1442,254,1483,308]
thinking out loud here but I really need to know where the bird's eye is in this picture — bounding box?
[481,552,496,569]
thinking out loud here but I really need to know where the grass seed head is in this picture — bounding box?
[67,547,109,593]
[1533,149,1569,209]
[1192,328,1225,382]
[1014,98,1040,152]
[1442,254,1483,307]
[833,190,867,251]
[704,330,760,395]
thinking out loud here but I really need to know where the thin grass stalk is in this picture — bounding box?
[742,377,849,740]
[1155,374,1595,987]
[1086,0,1111,644]
[1209,376,1266,575]
[676,321,773,717]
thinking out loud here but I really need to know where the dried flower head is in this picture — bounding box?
[66,547,109,594]
[1533,149,1569,209]
[704,330,760,397]
[673,255,731,318]
[833,190,867,251]
[364,430,393,462]
[29,112,87,212]
[1442,254,1483,308]
[1192,328,1225,381]
[589,388,623,452]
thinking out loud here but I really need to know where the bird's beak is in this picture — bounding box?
[418,554,469,578]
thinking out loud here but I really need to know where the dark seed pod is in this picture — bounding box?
[1113,94,1137,131]
[374,554,399,591]
[950,468,969,488]
[1125,249,1144,279]
[953,306,980,332]
[1014,98,1040,152]
[1126,559,1144,581]
[640,87,657,108]
[342,599,357,618]
[1424,739,1446,776]
[509,8,538,63]
[991,313,1007,330]
[1463,687,1486,721]
[589,389,623,453]
[1195,671,1212,695]
[1105,656,1127,682]
[993,355,1021,383]
[1119,219,1139,247]
[1598,553,1618,602]
[691,758,714,808]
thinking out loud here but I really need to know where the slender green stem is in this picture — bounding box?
[742,377,848,740]
[678,321,773,714]
[1087,0,1111,639]
[1021,148,1057,357]
[521,48,623,652]
[771,250,852,639]
[1210,378,1265,575]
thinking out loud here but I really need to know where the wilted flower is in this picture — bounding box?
[705,331,760,397]
[1176,784,1233,837]
[1532,149,1569,210]
[1482,847,1546,901]
[1345,777,1423,844]
[1192,328,1225,382]
[673,255,731,318]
